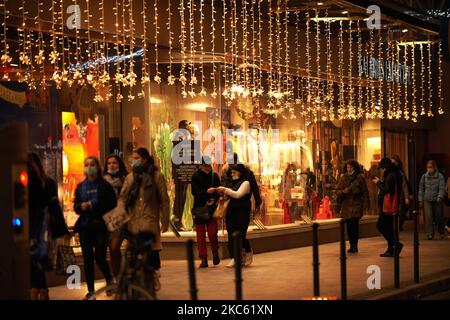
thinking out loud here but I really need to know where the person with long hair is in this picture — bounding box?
[336,160,369,253]
[28,153,69,300]
[391,155,412,231]
[216,164,253,268]
[73,157,116,299]
[103,154,128,278]
[418,160,446,240]
[373,158,404,257]
[118,148,170,290]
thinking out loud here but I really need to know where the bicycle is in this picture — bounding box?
[88,231,158,300]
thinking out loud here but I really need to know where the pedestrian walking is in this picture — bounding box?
[191,156,221,268]
[391,155,412,231]
[118,148,170,290]
[418,160,446,240]
[74,157,116,299]
[28,153,69,300]
[103,154,128,279]
[336,160,369,254]
[373,158,404,257]
[216,164,253,268]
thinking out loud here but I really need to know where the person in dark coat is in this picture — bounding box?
[103,154,128,279]
[336,160,369,254]
[216,164,254,268]
[221,153,262,214]
[191,156,221,268]
[28,153,69,300]
[373,158,404,257]
[391,155,412,231]
[74,156,116,299]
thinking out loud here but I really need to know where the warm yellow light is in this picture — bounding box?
[184,103,210,112]
[367,137,381,149]
[150,97,163,104]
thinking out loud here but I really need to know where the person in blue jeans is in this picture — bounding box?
[418,160,446,240]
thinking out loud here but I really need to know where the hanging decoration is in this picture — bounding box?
[154,0,161,84]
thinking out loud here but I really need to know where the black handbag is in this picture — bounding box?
[192,206,212,225]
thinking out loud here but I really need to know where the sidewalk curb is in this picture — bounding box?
[352,272,450,300]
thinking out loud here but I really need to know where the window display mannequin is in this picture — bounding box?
[172,120,196,231]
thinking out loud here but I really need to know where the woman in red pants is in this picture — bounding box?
[191,157,221,267]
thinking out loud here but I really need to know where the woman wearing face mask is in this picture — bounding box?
[336,160,369,254]
[74,157,116,299]
[103,155,128,279]
[215,164,253,268]
[118,148,170,290]
[418,160,446,240]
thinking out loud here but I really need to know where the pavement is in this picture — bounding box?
[49,221,450,300]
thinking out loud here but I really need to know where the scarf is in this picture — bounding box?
[126,163,155,209]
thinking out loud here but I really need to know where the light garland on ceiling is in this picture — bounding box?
[199,0,206,96]
[411,44,417,122]
[180,0,187,98]
[188,0,197,98]
[211,0,217,99]
[438,41,444,115]
[403,44,409,120]
[427,42,433,117]
[167,0,175,86]
[357,20,363,119]
[154,0,161,84]
[419,43,425,116]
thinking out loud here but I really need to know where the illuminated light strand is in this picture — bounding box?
[268,0,273,97]
[338,20,344,119]
[167,0,175,85]
[314,8,321,122]
[211,0,217,98]
[59,0,68,84]
[199,0,206,96]
[285,2,293,118]
[114,0,122,102]
[1,0,11,80]
[153,0,161,84]
[411,44,417,122]
[221,0,227,99]
[180,0,187,97]
[257,0,263,96]
[327,17,334,120]
[241,0,248,98]
[427,42,433,117]
[295,10,301,107]
[85,0,94,87]
[403,44,409,120]
[395,41,402,119]
[36,0,46,89]
[438,41,444,115]
[377,29,384,119]
[387,40,394,119]
[357,20,363,119]
[348,19,354,120]
[121,0,129,88]
[370,28,376,119]
[188,0,197,97]
[275,0,281,104]
[419,43,425,115]
[305,9,311,118]
[250,0,256,97]
[73,0,84,86]
[127,0,136,101]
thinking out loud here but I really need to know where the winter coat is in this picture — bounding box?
[336,173,369,219]
[221,165,262,207]
[377,166,403,215]
[418,171,446,202]
[118,170,170,251]
[73,178,117,233]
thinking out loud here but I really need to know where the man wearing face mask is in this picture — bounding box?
[418,160,446,240]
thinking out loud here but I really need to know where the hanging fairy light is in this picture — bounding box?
[348,19,355,120]
[198,0,206,96]
[411,44,417,122]
[285,3,292,113]
[167,0,175,85]
[180,0,187,98]
[153,0,161,84]
[85,0,94,87]
[275,0,282,103]
[427,42,433,117]
[268,0,273,98]
[114,0,123,102]
[210,0,217,99]
[337,20,345,119]
[241,0,248,98]
[395,41,402,119]
[250,0,256,97]
[305,9,311,117]
[1,0,11,80]
[221,0,228,100]
[369,28,376,119]
[188,0,197,97]
[59,0,68,85]
[257,0,263,96]
[73,0,84,86]
[326,17,334,120]
[140,0,150,92]
[403,44,409,120]
[50,0,61,87]
[99,0,111,99]
[127,0,136,101]
[438,41,444,115]
[419,43,425,116]
[295,11,301,105]
[357,20,363,119]
[377,29,384,119]
[35,0,46,89]
[387,40,394,119]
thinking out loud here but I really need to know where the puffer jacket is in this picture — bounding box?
[336,172,369,219]
[418,171,446,202]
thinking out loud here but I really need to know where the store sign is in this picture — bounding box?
[358,55,411,85]
[0,84,26,107]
